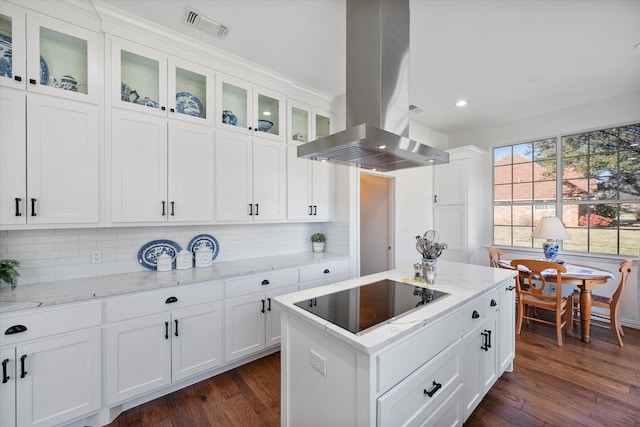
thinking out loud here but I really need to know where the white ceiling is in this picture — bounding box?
[100,0,640,136]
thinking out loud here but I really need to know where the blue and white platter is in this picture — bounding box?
[40,55,48,85]
[138,239,182,270]
[176,92,203,117]
[0,33,48,85]
[187,234,219,261]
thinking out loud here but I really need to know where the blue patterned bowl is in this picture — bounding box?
[222,110,238,126]
[258,119,273,132]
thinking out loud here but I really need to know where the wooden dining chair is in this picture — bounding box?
[570,260,632,347]
[510,259,572,347]
[488,248,504,268]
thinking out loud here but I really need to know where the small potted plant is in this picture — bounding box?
[311,233,326,253]
[0,259,21,289]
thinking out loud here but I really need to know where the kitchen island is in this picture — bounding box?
[274,261,517,426]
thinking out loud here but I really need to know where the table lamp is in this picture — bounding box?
[531,216,570,261]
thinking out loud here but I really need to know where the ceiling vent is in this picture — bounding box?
[182,6,230,39]
[409,104,423,114]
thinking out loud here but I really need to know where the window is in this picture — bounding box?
[493,123,640,256]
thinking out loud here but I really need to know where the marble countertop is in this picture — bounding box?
[274,260,517,354]
[0,252,349,314]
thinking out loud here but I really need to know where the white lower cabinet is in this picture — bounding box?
[224,270,298,362]
[498,281,516,375]
[298,259,350,290]
[104,283,223,405]
[0,302,101,427]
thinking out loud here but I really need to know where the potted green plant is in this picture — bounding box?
[0,259,21,289]
[311,233,326,253]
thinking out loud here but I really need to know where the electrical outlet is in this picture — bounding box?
[310,349,327,376]
[232,240,239,250]
[90,249,102,264]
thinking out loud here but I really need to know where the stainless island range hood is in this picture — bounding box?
[298,0,449,172]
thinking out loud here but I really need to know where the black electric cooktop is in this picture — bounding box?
[294,279,449,335]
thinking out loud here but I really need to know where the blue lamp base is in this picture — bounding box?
[542,241,559,260]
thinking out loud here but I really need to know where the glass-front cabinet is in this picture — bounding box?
[0,3,100,103]
[287,100,333,145]
[216,73,285,142]
[111,38,213,124]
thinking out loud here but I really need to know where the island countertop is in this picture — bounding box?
[0,252,349,314]
[274,260,517,354]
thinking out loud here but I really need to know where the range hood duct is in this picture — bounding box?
[298,0,449,172]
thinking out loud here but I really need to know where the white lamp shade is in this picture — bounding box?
[532,217,570,241]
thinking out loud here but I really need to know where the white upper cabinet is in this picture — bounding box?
[110,37,213,124]
[216,73,286,142]
[0,3,101,104]
[287,100,333,145]
[286,146,335,221]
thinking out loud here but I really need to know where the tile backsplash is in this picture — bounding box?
[0,223,348,285]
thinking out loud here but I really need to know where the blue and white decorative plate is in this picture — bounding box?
[187,234,219,261]
[138,239,182,270]
[176,92,203,117]
[0,33,12,79]
[40,55,48,85]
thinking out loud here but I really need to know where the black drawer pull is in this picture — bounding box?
[490,299,497,307]
[5,325,27,335]
[29,78,36,85]
[323,269,330,274]
[165,321,169,339]
[174,319,179,337]
[15,197,22,216]
[424,381,442,398]
[506,285,516,291]
[20,355,27,378]
[14,75,22,82]
[2,358,9,383]
[165,296,178,304]
[261,279,270,285]
[472,310,480,319]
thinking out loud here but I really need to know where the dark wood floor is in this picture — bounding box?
[107,322,640,427]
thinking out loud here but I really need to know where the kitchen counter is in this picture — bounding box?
[0,252,349,314]
[275,260,516,354]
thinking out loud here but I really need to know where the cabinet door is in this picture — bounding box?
[288,101,311,145]
[480,317,499,393]
[0,3,27,90]
[0,87,26,225]
[286,145,312,220]
[433,161,466,205]
[104,313,171,405]
[111,109,168,222]
[253,86,285,142]
[216,74,252,134]
[311,161,335,221]
[313,109,333,141]
[215,129,252,221]
[265,284,298,347]
[433,205,466,262]
[168,58,213,123]
[16,329,101,427]
[26,12,101,103]
[0,348,16,427]
[224,293,265,362]
[498,284,516,375]
[167,121,215,222]
[26,93,99,224]
[171,301,223,382]
[461,324,484,419]
[253,138,286,221]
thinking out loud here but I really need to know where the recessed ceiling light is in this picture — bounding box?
[377,145,387,149]
[455,99,468,107]
[263,111,271,116]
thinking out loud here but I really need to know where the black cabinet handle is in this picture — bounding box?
[20,355,27,378]
[506,285,516,291]
[308,205,313,215]
[307,299,313,307]
[487,329,492,349]
[255,203,259,215]
[249,204,253,215]
[261,299,266,313]
[5,324,27,335]
[174,319,179,337]
[424,381,442,398]
[165,321,169,339]
[472,310,480,319]
[161,106,166,111]
[313,205,317,215]
[490,299,497,307]
[30,198,37,216]
[434,195,438,203]
[248,126,253,131]
[15,198,22,216]
[267,298,272,311]
[170,108,175,113]
[261,279,270,286]
[165,296,178,304]
[2,358,9,383]
[323,269,330,274]
[481,329,492,351]
[170,201,175,216]
[29,78,36,85]
[161,201,166,216]
[14,75,22,82]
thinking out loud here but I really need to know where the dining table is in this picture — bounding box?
[498,259,615,343]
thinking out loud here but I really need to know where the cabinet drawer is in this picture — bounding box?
[299,259,349,283]
[463,296,485,334]
[104,281,223,323]
[0,301,101,346]
[225,269,298,299]
[377,309,463,393]
[377,339,462,427]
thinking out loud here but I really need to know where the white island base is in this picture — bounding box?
[275,261,517,426]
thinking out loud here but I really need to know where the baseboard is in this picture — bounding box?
[621,318,640,330]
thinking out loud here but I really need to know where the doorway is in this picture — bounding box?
[360,173,393,276]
